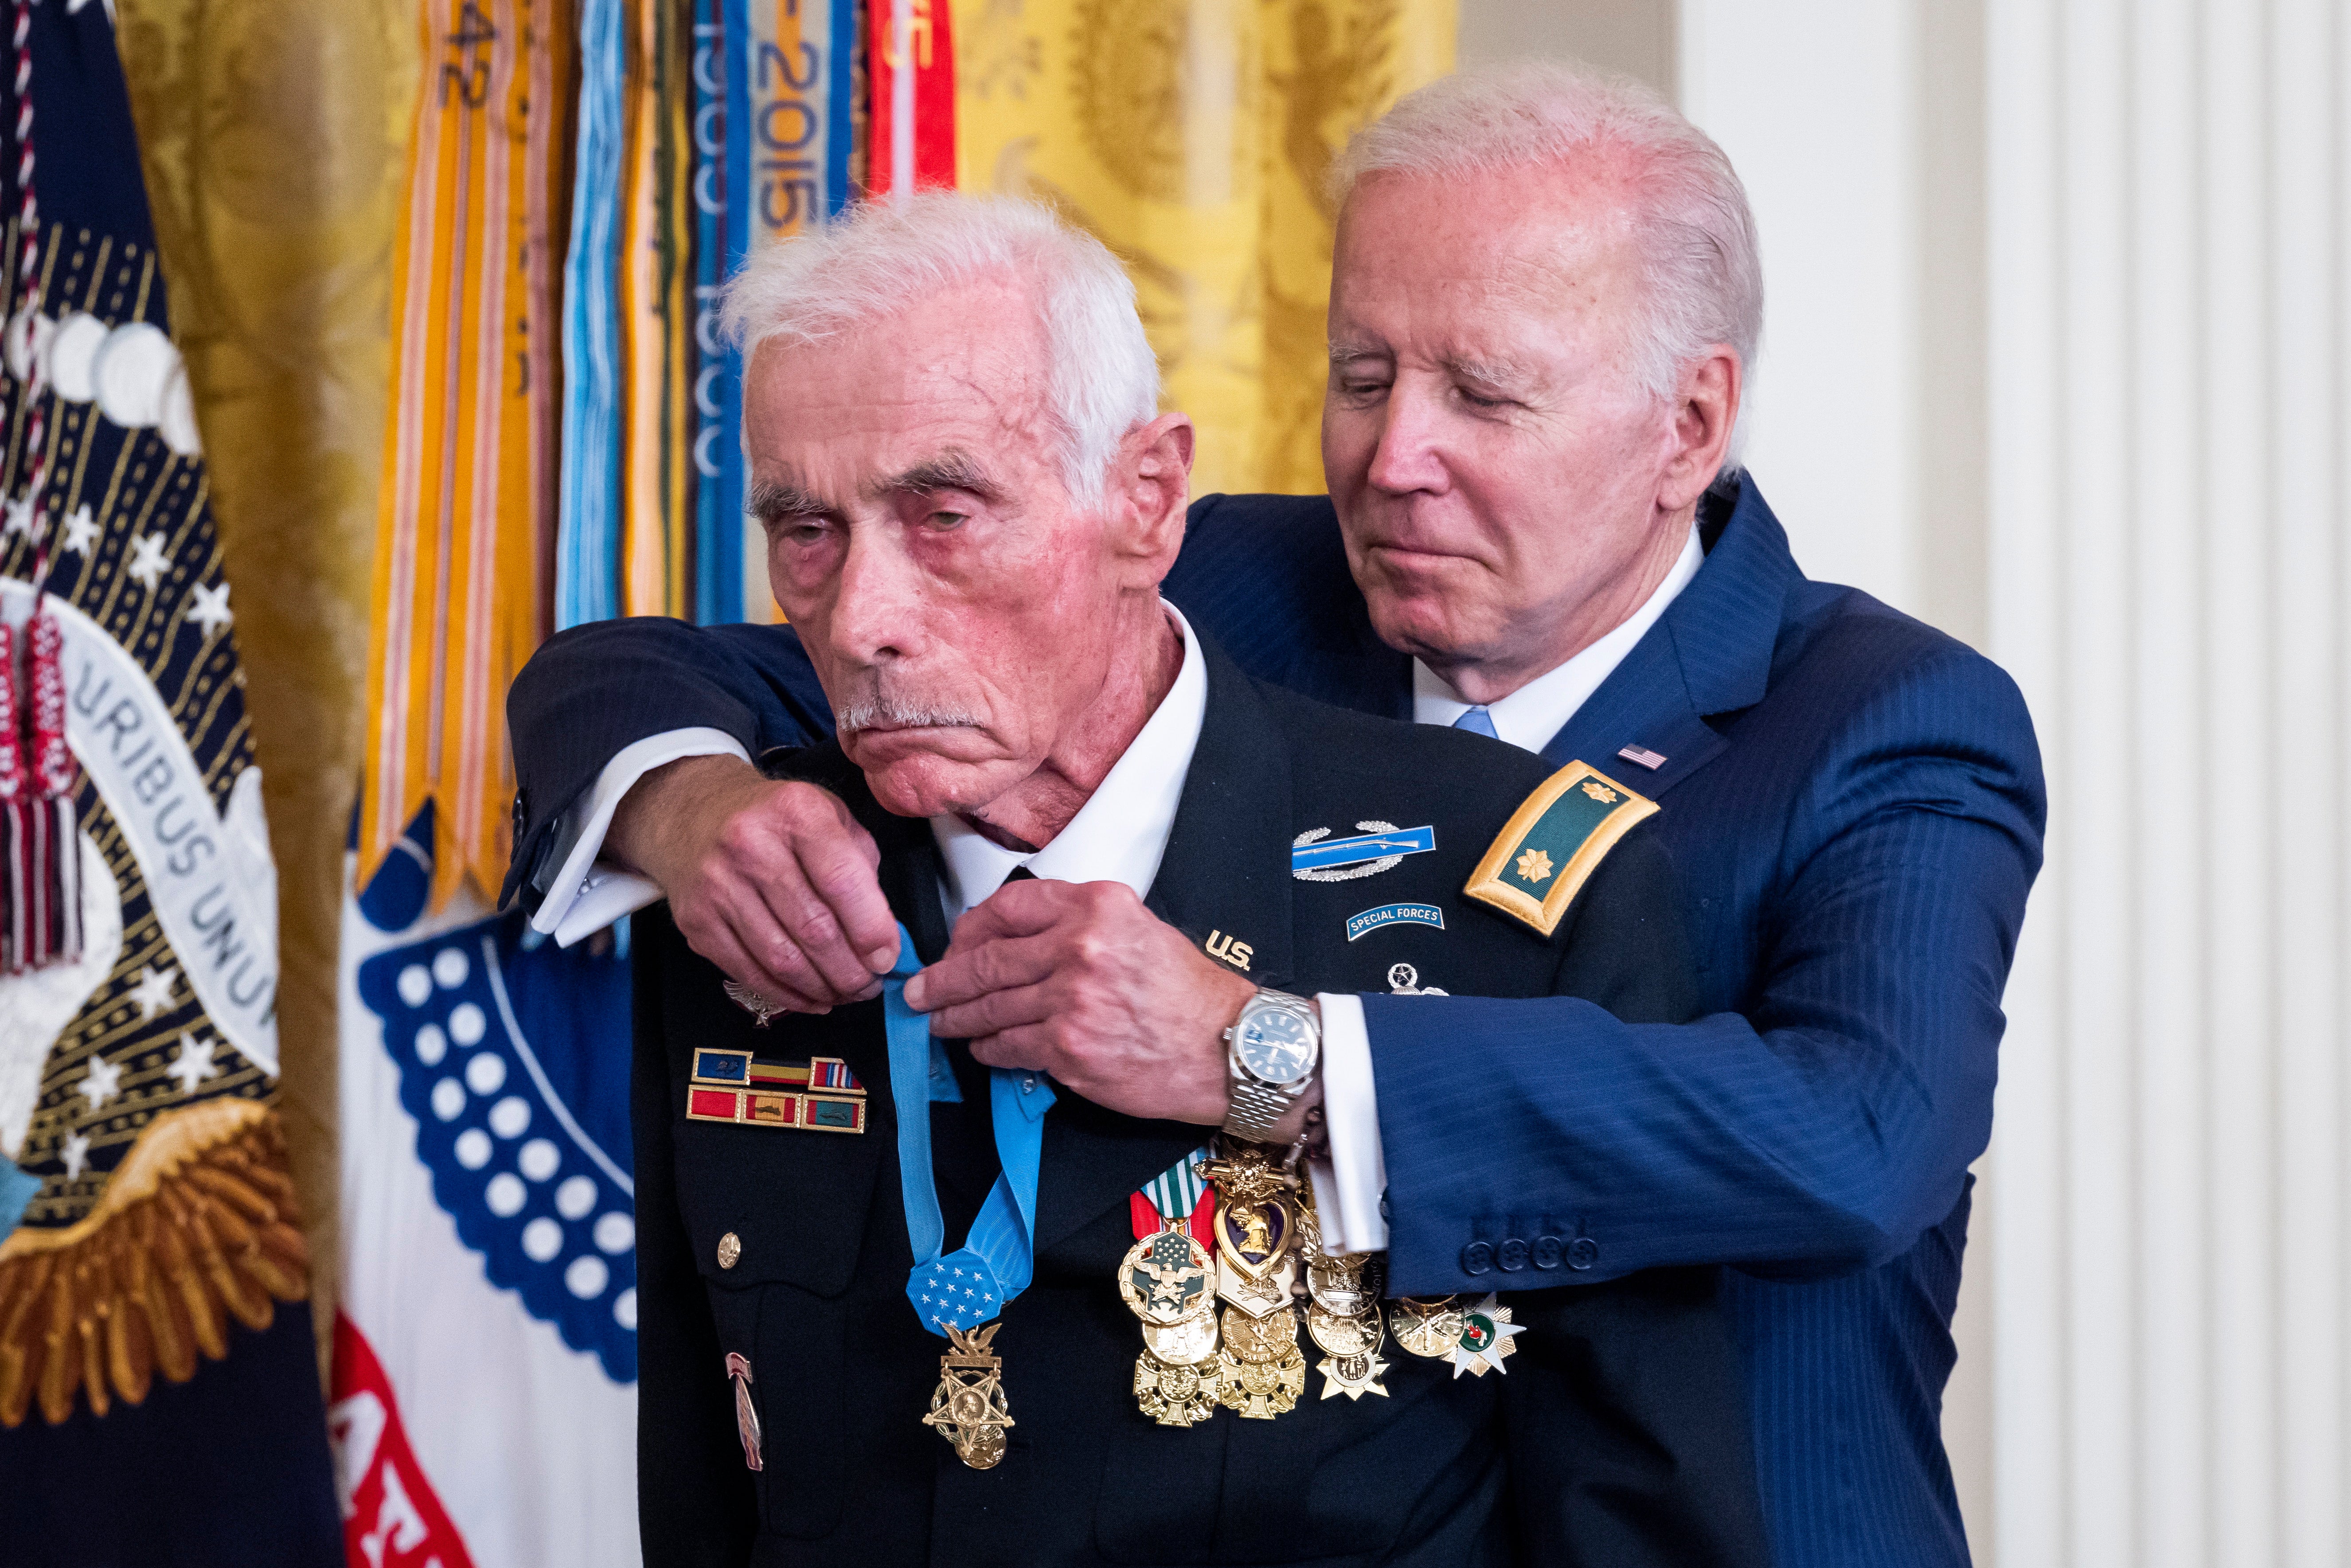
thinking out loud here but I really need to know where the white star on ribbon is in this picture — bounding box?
[3,491,39,541]
[187,581,233,637]
[167,1033,220,1096]
[61,1131,91,1181]
[78,1053,124,1110]
[60,504,99,556]
[126,531,170,591]
[127,965,179,1021]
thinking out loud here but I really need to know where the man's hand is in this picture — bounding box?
[902,879,1270,1127]
[608,754,899,1012]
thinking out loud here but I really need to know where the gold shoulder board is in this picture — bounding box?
[1462,761,1659,937]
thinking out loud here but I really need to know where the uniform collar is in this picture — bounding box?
[929,602,1208,923]
[1409,521,1703,752]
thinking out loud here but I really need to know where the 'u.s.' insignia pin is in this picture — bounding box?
[1463,762,1657,936]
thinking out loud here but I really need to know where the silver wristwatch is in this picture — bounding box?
[1220,989,1320,1143]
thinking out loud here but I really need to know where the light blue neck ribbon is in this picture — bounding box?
[882,923,1056,1336]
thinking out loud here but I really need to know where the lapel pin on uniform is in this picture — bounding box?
[1616,745,1667,771]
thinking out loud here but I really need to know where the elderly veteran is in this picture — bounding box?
[511,64,2043,1568]
[612,195,1762,1567]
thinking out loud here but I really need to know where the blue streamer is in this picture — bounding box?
[556,0,625,629]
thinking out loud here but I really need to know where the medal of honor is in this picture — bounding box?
[1387,1295,1467,1359]
[1446,1293,1526,1378]
[1119,1229,1216,1326]
[922,1322,1017,1468]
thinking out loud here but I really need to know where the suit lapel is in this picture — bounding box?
[1034,639,1294,1254]
[1541,478,1803,799]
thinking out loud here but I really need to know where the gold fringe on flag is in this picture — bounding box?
[361,0,575,907]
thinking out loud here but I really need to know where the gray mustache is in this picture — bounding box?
[834,696,984,732]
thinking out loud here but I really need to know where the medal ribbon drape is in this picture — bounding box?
[881,923,1052,1333]
[362,0,570,907]
[556,0,625,631]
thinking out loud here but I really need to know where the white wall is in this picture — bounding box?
[1985,3,2350,1565]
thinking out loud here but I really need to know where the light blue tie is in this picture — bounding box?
[1453,706,1499,739]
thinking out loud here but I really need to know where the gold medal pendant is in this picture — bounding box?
[1215,1303,1306,1418]
[922,1322,1016,1469]
[1134,1349,1222,1427]
[1215,1346,1307,1419]
[1118,1229,1217,1326]
[1143,1311,1221,1365]
[1317,1349,1392,1401]
[1387,1295,1467,1360]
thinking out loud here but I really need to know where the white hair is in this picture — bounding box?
[1332,62,1763,469]
[720,193,1161,505]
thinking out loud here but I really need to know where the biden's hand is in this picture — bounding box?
[608,753,900,1012]
[903,878,1262,1127]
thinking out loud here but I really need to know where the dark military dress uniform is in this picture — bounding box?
[632,638,1767,1568]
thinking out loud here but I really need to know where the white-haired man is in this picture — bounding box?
[612,192,1765,1568]
[509,65,2043,1568]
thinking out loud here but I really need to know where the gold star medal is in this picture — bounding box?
[922,1322,1017,1469]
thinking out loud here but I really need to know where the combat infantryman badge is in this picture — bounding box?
[923,1322,1017,1469]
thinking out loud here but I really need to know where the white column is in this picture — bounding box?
[1987,5,2349,1568]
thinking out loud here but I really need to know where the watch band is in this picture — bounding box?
[1222,1077,1296,1144]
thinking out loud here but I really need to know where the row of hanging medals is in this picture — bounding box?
[1120,1139,1519,1425]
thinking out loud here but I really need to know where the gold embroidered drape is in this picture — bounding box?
[112,0,422,1363]
[953,0,1455,496]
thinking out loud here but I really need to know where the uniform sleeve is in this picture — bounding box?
[502,617,835,912]
[1365,652,2043,1297]
[631,921,759,1563]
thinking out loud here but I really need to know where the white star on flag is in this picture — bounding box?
[127,965,179,1020]
[187,581,234,637]
[78,1053,124,1110]
[60,503,99,555]
[127,531,170,591]
[3,491,39,540]
[61,1130,90,1181]
[167,1033,220,1096]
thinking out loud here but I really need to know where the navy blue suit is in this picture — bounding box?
[504,477,2045,1568]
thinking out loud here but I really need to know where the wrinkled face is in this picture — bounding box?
[1324,166,1685,673]
[746,280,1148,819]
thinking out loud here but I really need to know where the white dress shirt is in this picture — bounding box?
[533,532,1706,1257]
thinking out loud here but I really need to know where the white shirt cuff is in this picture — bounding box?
[530,726,751,945]
[1311,991,1387,1254]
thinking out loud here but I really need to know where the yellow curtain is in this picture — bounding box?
[110,0,422,1363]
[952,0,1455,497]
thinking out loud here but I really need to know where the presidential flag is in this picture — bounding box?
[0,5,340,1564]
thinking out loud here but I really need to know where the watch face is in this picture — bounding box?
[1238,1007,1315,1085]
